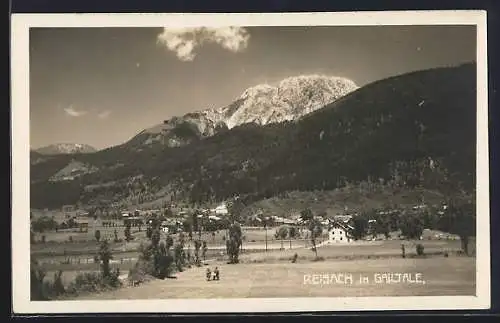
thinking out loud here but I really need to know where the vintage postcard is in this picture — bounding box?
[11,11,489,313]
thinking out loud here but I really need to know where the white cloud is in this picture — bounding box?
[157,26,250,61]
[64,105,87,117]
[98,110,112,119]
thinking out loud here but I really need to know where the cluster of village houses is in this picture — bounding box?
[51,202,359,243]
[35,202,451,244]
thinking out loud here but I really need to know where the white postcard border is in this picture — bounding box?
[11,11,490,313]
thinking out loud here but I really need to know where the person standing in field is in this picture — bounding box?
[214,267,220,281]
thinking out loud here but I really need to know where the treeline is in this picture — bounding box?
[352,197,476,254]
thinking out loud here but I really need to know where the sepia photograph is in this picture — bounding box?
[11,11,489,313]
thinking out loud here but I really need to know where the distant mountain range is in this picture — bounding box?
[126,75,358,150]
[30,63,476,211]
[33,143,97,155]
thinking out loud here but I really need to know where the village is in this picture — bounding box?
[29,192,475,302]
[31,199,460,246]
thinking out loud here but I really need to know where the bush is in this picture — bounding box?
[51,270,66,297]
[156,254,174,279]
[67,270,122,295]
[416,243,425,256]
[103,268,121,287]
[128,259,154,285]
[31,259,48,300]
[129,240,175,283]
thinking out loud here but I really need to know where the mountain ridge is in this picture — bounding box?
[126,74,358,149]
[34,143,97,155]
[30,63,476,210]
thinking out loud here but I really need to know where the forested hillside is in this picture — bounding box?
[30,63,476,210]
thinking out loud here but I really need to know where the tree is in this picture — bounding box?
[308,219,323,258]
[166,206,174,217]
[422,208,439,230]
[124,223,132,242]
[98,239,113,277]
[202,241,208,261]
[165,235,174,251]
[289,226,299,239]
[52,270,65,297]
[174,243,185,271]
[183,219,193,240]
[300,208,314,224]
[194,240,202,265]
[191,213,199,236]
[228,198,245,223]
[151,228,161,248]
[95,229,101,242]
[300,209,322,256]
[352,215,368,240]
[276,226,288,250]
[438,198,476,255]
[373,215,391,239]
[400,214,424,240]
[157,250,174,279]
[197,213,203,240]
[226,223,243,264]
[30,258,47,300]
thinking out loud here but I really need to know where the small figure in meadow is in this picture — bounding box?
[206,267,212,281]
[401,243,406,258]
[213,267,220,281]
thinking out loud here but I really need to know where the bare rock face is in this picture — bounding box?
[129,75,358,148]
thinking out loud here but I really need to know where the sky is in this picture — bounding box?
[29,25,477,150]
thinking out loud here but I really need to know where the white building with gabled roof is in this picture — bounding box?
[327,221,354,244]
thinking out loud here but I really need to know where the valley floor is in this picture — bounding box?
[73,256,475,299]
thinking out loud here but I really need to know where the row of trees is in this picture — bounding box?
[351,198,476,255]
[31,216,58,233]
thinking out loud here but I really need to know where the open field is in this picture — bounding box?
[73,255,475,299]
[32,225,148,244]
[32,223,473,297]
[31,226,327,259]
[239,239,467,263]
[34,225,317,246]
[37,238,471,294]
[32,233,468,267]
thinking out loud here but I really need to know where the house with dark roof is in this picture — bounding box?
[327,221,354,243]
